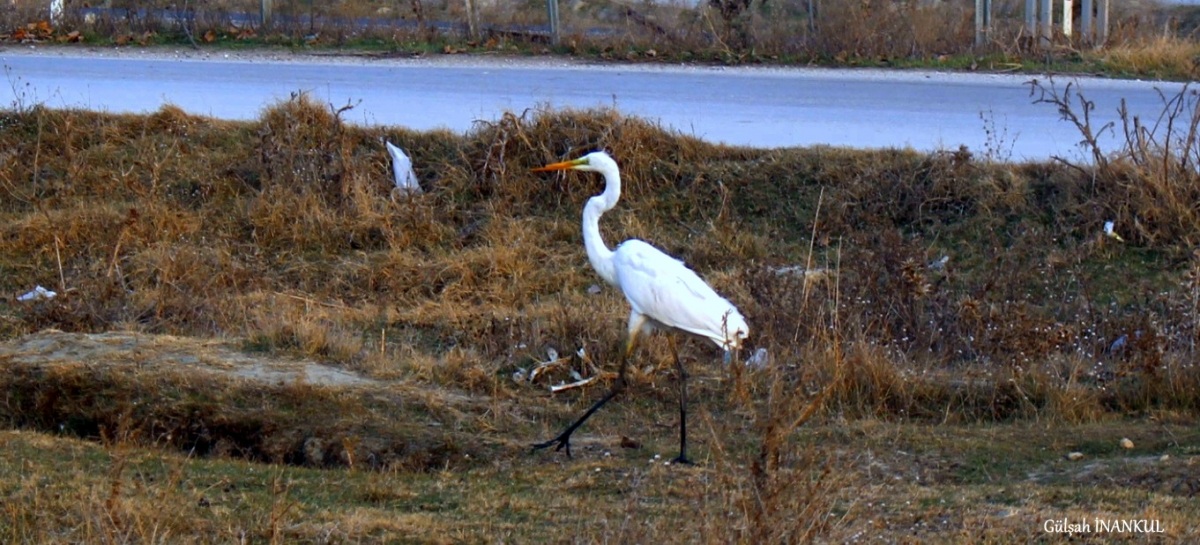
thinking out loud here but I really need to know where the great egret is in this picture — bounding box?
[385,140,422,195]
[531,151,749,464]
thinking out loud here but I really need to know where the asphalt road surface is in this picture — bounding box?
[0,47,1189,162]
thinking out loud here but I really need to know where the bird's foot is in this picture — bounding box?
[669,455,694,466]
[531,434,573,458]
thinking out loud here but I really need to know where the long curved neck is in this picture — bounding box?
[582,167,621,286]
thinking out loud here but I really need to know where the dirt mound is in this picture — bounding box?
[0,329,379,388]
[0,329,493,470]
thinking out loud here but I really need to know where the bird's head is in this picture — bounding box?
[532,151,617,175]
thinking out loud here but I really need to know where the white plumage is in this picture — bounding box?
[551,151,748,352]
[613,239,749,349]
[531,151,749,463]
[385,140,422,194]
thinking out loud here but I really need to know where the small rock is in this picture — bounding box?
[1067,452,1084,461]
[586,284,602,295]
[303,437,325,465]
[1120,438,1134,450]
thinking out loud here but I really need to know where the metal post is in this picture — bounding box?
[1039,0,1052,47]
[546,0,560,46]
[465,0,478,39]
[1062,0,1073,37]
[807,0,818,34]
[1096,0,1108,45]
[260,0,272,26]
[1081,0,1093,44]
[1025,0,1036,37]
[975,0,992,47]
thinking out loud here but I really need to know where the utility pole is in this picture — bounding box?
[546,0,560,46]
[974,0,992,47]
[1039,0,1052,47]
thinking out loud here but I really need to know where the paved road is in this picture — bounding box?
[0,48,1188,162]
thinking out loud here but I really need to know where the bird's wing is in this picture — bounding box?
[386,141,421,193]
[613,240,744,347]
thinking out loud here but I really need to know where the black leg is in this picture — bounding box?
[669,336,693,465]
[533,338,633,458]
[531,376,625,457]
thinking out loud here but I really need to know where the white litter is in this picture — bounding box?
[386,140,422,194]
[550,376,598,393]
[1103,220,1124,242]
[745,347,770,369]
[17,285,57,302]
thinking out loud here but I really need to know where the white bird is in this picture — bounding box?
[385,140,422,195]
[530,151,749,464]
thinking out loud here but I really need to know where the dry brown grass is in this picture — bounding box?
[1,93,1199,540]
[3,93,1200,413]
[1097,35,1200,79]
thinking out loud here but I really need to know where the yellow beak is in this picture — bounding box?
[532,157,587,172]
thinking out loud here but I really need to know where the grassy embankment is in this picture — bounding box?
[1,84,1199,541]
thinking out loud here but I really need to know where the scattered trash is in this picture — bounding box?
[528,353,568,383]
[1066,452,1084,461]
[386,140,422,195]
[745,347,770,369]
[518,346,607,393]
[17,285,57,302]
[1108,334,1128,355]
[928,255,950,271]
[1120,438,1134,450]
[586,284,602,295]
[1103,220,1124,242]
[549,376,598,393]
[769,265,832,288]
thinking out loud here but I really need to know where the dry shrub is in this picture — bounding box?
[1100,35,1200,80]
[257,92,355,204]
[1029,79,1200,250]
[813,0,972,60]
